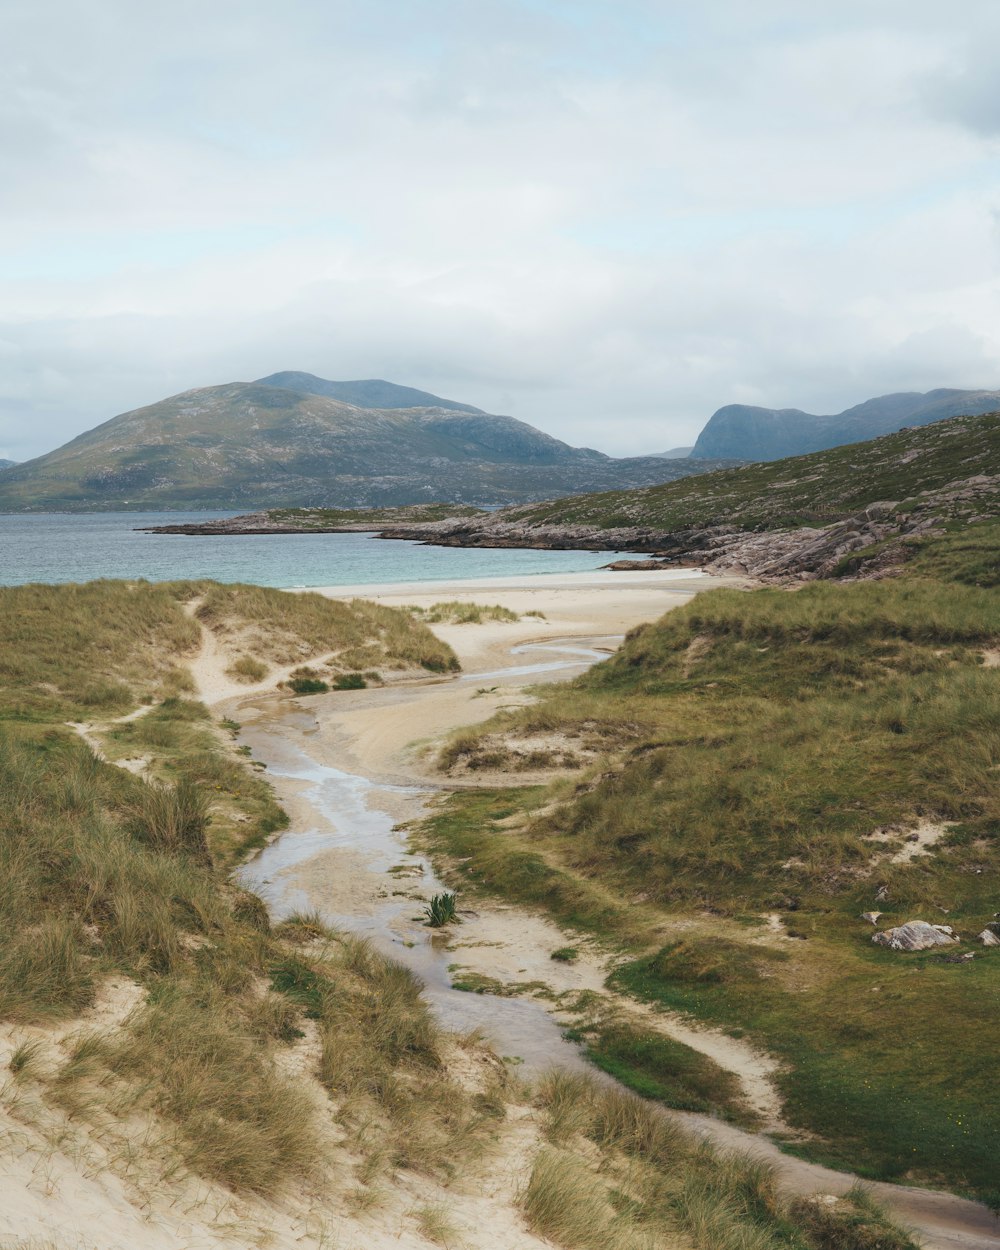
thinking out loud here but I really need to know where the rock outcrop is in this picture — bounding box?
[872,921,960,951]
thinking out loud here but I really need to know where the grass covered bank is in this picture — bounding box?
[0,578,927,1250]
[421,523,1000,1208]
[0,578,482,1197]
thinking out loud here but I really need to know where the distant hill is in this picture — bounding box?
[0,379,738,511]
[256,372,484,413]
[651,446,693,459]
[690,388,1000,461]
[0,459,15,470]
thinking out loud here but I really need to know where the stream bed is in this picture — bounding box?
[230,640,1000,1249]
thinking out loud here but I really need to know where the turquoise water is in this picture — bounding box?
[0,512,645,588]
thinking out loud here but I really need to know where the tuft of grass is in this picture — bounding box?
[551,946,579,962]
[288,673,329,695]
[424,892,459,927]
[520,1148,626,1250]
[8,1039,46,1080]
[332,671,367,690]
[788,1184,919,1250]
[107,980,319,1193]
[408,601,520,625]
[130,776,211,863]
[226,654,269,683]
[413,1202,464,1247]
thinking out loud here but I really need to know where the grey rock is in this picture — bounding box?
[872,920,960,951]
[861,911,882,926]
[977,928,1000,947]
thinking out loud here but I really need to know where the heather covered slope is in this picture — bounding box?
[0,379,737,511]
[690,387,1000,460]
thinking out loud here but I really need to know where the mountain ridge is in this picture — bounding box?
[255,371,485,413]
[0,377,738,512]
[691,387,1000,460]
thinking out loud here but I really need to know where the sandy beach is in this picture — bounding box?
[298,567,720,784]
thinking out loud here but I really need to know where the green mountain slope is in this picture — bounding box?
[0,380,738,512]
[690,387,1000,460]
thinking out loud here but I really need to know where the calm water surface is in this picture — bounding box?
[0,511,648,588]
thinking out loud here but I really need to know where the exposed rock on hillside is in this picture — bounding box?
[872,921,960,951]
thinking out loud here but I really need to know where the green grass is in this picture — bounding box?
[526,1072,918,1250]
[421,538,1000,1206]
[570,1019,754,1123]
[0,579,200,720]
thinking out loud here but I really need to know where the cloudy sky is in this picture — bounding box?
[2,1,999,461]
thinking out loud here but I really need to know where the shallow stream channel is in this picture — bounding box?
[230,637,1000,1250]
[234,638,615,1071]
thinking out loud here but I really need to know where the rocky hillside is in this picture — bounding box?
[360,410,1000,581]
[690,387,1000,460]
[0,377,738,511]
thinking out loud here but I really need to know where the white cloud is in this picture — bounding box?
[0,0,999,461]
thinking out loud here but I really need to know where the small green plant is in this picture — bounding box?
[424,892,459,927]
[551,947,579,963]
[288,674,329,695]
[332,672,367,690]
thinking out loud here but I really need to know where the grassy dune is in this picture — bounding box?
[0,579,472,1196]
[525,1072,916,1250]
[423,523,1000,1207]
[197,582,459,673]
[0,579,923,1246]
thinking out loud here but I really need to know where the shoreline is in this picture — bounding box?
[288,565,715,599]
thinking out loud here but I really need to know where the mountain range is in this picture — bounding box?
[0,373,736,511]
[690,388,1000,460]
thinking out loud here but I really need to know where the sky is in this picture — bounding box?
[2,0,1000,461]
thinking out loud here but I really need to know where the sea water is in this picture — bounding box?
[0,511,650,588]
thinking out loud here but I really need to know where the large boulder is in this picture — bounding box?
[872,920,959,951]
